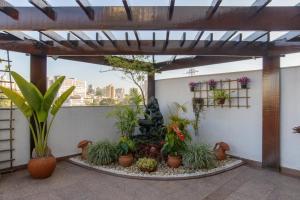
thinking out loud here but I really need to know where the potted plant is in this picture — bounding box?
[213,89,229,105]
[0,72,75,178]
[208,79,217,90]
[162,103,191,168]
[117,136,136,167]
[238,76,250,89]
[136,157,158,172]
[189,82,197,92]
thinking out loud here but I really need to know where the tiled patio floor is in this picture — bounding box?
[1,161,300,200]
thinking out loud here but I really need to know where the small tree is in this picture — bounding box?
[104,56,156,108]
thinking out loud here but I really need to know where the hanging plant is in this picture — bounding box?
[189,82,197,92]
[213,89,230,105]
[238,76,250,89]
[208,79,217,90]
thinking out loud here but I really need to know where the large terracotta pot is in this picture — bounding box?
[167,155,182,168]
[28,156,56,179]
[118,154,133,167]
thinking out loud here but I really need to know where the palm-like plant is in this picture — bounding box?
[0,72,75,158]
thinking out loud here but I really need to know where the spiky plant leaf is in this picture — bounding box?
[50,86,75,116]
[0,86,32,118]
[10,71,43,112]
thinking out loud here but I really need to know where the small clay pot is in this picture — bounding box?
[190,87,195,92]
[28,156,56,179]
[241,84,248,89]
[118,154,134,167]
[217,98,226,105]
[167,155,182,168]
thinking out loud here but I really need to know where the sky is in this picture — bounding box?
[1,0,300,91]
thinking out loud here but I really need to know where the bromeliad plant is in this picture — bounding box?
[0,72,75,158]
[162,103,191,157]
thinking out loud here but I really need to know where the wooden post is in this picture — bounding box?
[262,55,280,170]
[30,54,47,156]
[147,73,155,103]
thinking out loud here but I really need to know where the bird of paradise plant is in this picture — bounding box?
[0,72,75,158]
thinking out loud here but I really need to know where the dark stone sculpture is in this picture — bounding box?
[134,97,165,144]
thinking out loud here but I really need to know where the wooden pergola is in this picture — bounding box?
[1,0,300,171]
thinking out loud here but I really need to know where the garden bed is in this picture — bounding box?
[69,156,244,180]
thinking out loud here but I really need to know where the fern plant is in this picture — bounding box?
[182,144,216,169]
[87,141,117,165]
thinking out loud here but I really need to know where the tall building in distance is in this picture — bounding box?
[48,76,87,106]
[115,88,125,100]
[104,84,115,99]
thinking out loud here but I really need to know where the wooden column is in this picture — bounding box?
[262,55,280,170]
[147,73,155,102]
[30,54,47,155]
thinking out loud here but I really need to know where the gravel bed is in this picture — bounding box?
[69,156,243,180]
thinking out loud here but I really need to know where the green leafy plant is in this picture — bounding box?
[182,144,216,169]
[117,136,136,156]
[87,141,117,165]
[212,89,230,105]
[108,90,143,137]
[136,157,158,172]
[0,71,75,158]
[162,103,192,156]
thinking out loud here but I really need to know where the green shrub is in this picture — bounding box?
[136,158,158,172]
[182,144,216,169]
[87,141,117,165]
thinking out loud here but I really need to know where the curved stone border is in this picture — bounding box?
[68,157,244,181]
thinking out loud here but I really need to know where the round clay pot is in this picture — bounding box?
[167,155,182,168]
[118,154,134,167]
[28,156,56,179]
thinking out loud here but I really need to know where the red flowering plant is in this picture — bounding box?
[162,103,191,156]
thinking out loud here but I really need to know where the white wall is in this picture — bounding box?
[0,106,119,168]
[3,67,300,171]
[156,67,300,171]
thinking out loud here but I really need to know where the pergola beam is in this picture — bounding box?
[180,32,186,47]
[157,56,253,71]
[218,31,237,46]
[134,31,141,50]
[40,31,75,49]
[168,0,175,20]
[75,0,94,20]
[206,0,222,19]
[251,0,272,15]
[0,39,299,56]
[2,7,300,30]
[190,31,204,49]
[102,31,117,48]
[122,0,132,21]
[163,31,170,51]
[0,0,18,20]
[29,0,56,21]
[71,31,98,49]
